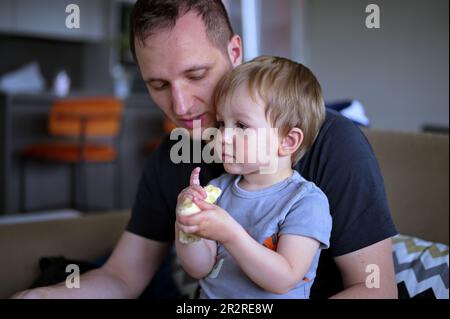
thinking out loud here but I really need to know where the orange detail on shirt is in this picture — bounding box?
[263,233,278,251]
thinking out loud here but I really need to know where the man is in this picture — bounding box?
[15,0,397,299]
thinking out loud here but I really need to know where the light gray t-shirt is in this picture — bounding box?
[199,171,332,299]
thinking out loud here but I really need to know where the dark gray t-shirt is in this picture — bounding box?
[199,171,332,299]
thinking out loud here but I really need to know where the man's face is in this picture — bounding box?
[135,12,240,135]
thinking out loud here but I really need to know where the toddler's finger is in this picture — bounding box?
[190,167,201,186]
[193,196,217,211]
[178,224,199,234]
[190,185,207,198]
[179,189,204,202]
[178,212,202,226]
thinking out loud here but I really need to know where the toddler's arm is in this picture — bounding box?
[225,231,320,294]
[174,167,219,279]
[175,225,217,279]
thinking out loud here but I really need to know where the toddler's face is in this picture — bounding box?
[215,84,280,175]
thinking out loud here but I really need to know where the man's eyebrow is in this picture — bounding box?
[144,65,212,83]
[144,77,165,84]
[184,65,212,74]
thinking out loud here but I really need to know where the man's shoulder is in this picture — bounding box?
[310,110,374,161]
[321,109,367,142]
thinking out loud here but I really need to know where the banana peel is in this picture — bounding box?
[178,185,222,244]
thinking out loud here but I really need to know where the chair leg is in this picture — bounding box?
[20,157,27,213]
[114,160,121,210]
[80,161,88,212]
[70,164,77,210]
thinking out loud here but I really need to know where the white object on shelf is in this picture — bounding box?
[111,64,131,98]
[53,70,71,97]
[0,62,46,94]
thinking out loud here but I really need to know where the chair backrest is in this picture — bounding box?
[49,97,123,138]
[364,129,449,244]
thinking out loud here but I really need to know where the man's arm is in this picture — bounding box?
[330,238,398,299]
[12,231,171,299]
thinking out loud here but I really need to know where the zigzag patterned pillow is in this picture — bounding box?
[393,235,449,299]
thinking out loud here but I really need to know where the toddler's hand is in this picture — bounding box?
[176,167,207,214]
[178,197,240,245]
[176,167,222,244]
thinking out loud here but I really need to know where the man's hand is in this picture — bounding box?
[11,232,171,299]
[11,288,50,299]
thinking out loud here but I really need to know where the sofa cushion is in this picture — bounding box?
[364,129,449,245]
[0,211,130,298]
[393,235,449,299]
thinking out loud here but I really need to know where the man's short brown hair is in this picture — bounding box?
[213,56,326,165]
[129,0,234,60]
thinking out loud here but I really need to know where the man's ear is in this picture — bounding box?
[278,128,303,157]
[227,35,243,67]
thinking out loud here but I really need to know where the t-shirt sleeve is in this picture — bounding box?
[279,186,332,249]
[324,153,397,256]
[126,150,173,242]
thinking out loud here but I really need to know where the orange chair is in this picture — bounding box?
[20,97,124,212]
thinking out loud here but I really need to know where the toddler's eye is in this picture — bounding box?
[237,122,248,130]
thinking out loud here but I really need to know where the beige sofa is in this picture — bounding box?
[0,129,448,298]
[0,211,130,298]
[364,129,449,245]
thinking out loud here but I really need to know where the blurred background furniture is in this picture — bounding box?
[0,211,129,298]
[363,129,449,245]
[0,93,166,215]
[364,129,448,299]
[20,97,123,212]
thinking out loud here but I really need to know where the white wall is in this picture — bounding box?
[301,0,449,132]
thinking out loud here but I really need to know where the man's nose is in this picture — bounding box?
[172,84,192,116]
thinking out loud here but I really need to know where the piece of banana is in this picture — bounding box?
[178,185,222,244]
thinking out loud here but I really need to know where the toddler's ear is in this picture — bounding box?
[278,128,303,157]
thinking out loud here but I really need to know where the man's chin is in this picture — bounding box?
[186,129,214,140]
[183,124,217,138]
